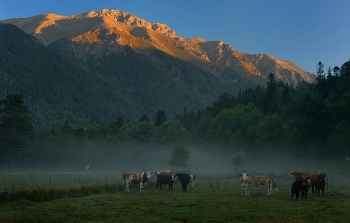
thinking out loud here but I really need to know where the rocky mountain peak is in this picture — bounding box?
[1,9,315,86]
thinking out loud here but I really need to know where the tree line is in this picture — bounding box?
[1,60,349,171]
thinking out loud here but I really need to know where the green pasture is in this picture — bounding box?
[1,171,350,223]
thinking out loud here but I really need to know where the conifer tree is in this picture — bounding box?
[0,93,34,169]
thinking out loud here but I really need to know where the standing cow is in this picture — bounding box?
[123,171,154,193]
[176,173,191,191]
[291,171,328,195]
[300,176,311,200]
[156,172,175,191]
[240,173,251,195]
[315,173,327,197]
[291,176,303,201]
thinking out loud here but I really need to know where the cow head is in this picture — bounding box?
[240,173,249,183]
[301,176,310,186]
[317,173,326,182]
[146,171,155,180]
[291,171,302,180]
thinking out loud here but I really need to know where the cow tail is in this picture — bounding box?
[326,175,328,193]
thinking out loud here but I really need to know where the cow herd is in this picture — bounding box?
[120,167,327,201]
[238,171,327,200]
[290,171,328,200]
[122,169,196,193]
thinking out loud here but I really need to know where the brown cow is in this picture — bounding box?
[156,172,175,191]
[253,175,278,194]
[291,171,328,195]
[123,171,155,193]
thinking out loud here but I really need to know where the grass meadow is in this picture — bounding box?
[1,171,350,223]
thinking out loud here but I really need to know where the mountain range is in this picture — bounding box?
[0,9,316,130]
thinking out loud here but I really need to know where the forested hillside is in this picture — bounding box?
[1,59,349,171]
[0,23,142,130]
[0,23,253,131]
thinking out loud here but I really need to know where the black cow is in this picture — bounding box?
[176,173,191,191]
[291,177,302,201]
[315,173,326,197]
[156,173,175,191]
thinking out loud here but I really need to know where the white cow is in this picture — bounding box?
[240,173,251,195]
[85,165,92,172]
[123,171,155,193]
[346,157,350,161]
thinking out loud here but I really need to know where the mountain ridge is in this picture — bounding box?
[1,23,249,130]
[1,9,315,86]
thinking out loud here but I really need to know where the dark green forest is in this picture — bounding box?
[0,23,252,131]
[1,59,350,171]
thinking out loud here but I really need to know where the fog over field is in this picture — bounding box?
[13,142,350,184]
[82,143,350,182]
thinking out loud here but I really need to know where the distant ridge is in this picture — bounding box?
[1,9,315,86]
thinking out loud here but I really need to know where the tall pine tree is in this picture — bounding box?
[0,93,34,169]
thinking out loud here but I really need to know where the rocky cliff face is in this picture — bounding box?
[1,9,315,86]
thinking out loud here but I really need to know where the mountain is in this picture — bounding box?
[1,9,315,86]
[0,23,249,130]
[0,9,316,130]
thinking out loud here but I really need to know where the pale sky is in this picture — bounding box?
[1,0,349,73]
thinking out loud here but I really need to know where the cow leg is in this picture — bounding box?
[125,181,129,192]
[245,184,249,195]
[139,182,143,193]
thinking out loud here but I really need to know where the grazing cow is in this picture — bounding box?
[291,176,303,201]
[123,171,155,193]
[315,173,327,197]
[85,165,92,172]
[190,174,196,188]
[156,172,175,191]
[291,171,328,195]
[240,173,251,195]
[176,173,191,191]
[253,175,278,193]
[346,157,350,161]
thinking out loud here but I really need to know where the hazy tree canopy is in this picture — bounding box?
[207,103,262,143]
[151,120,186,143]
[168,145,190,169]
[256,114,285,150]
[231,150,248,170]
